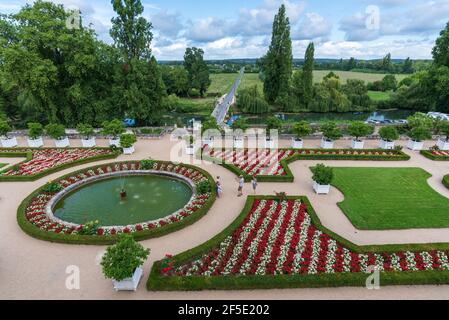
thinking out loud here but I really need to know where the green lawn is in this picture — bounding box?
[368,90,393,101]
[208,73,239,95]
[314,70,408,84]
[332,167,449,230]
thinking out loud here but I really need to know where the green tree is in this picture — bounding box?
[184,47,210,97]
[231,118,249,132]
[236,86,269,114]
[381,75,397,91]
[76,123,95,139]
[302,42,315,108]
[432,22,449,68]
[342,79,371,110]
[292,121,312,141]
[438,122,449,142]
[379,126,399,142]
[402,57,414,74]
[408,126,431,142]
[321,122,342,141]
[102,119,125,139]
[0,120,11,138]
[260,4,293,104]
[27,122,43,139]
[266,116,282,138]
[45,123,66,140]
[347,121,374,141]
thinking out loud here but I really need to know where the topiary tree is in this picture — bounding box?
[140,159,156,170]
[0,120,12,139]
[379,126,399,142]
[101,234,150,281]
[76,123,95,140]
[292,121,312,141]
[407,113,433,130]
[266,116,282,139]
[347,121,374,141]
[311,164,334,185]
[439,122,449,142]
[231,118,249,135]
[408,125,432,142]
[119,133,137,148]
[27,122,44,140]
[45,123,66,140]
[201,117,221,138]
[321,121,342,141]
[102,119,125,139]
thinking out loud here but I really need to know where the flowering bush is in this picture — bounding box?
[173,199,449,277]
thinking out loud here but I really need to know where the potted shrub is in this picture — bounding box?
[102,119,125,147]
[201,117,221,147]
[185,135,195,155]
[27,122,44,147]
[100,234,150,291]
[320,122,342,149]
[45,123,69,147]
[311,163,333,195]
[407,125,431,151]
[437,122,449,150]
[120,133,137,155]
[231,118,248,149]
[379,126,399,150]
[76,123,96,147]
[0,120,18,148]
[347,121,374,149]
[265,116,282,149]
[291,121,312,149]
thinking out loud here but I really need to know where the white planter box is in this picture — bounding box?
[264,139,275,149]
[27,137,44,148]
[321,138,334,149]
[54,137,70,148]
[81,137,96,148]
[109,138,120,147]
[380,139,395,150]
[313,182,330,195]
[407,139,424,151]
[351,139,364,150]
[203,138,214,148]
[185,145,195,155]
[291,139,303,149]
[234,138,244,149]
[437,139,449,151]
[123,146,135,155]
[112,267,143,292]
[1,137,18,148]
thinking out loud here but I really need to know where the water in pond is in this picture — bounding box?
[53,175,193,226]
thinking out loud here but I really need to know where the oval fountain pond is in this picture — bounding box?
[53,174,193,226]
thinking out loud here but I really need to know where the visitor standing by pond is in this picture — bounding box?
[252,176,258,194]
[237,175,244,197]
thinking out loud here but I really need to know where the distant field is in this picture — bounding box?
[239,73,264,91]
[208,73,239,96]
[367,90,393,101]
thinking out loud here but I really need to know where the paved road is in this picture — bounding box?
[212,68,244,124]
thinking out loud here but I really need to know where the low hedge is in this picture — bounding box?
[201,148,410,182]
[17,160,217,245]
[0,147,121,182]
[444,175,449,190]
[421,150,449,161]
[147,195,449,291]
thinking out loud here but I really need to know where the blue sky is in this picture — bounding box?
[1,0,448,60]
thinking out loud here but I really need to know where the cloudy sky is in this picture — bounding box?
[1,0,448,60]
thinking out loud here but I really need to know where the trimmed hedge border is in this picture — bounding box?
[420,150,449,161]
[147,195,449,291]
[444,175,449,190]
[17,160,217,245]
[0,147,121,182]
[201,148,410,182]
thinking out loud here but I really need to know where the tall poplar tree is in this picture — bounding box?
[261,5,293,104]
[302,42,315,108]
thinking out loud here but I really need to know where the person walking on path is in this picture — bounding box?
[251,176,258,194]
[237,175,244,197]
[216,176,223,198]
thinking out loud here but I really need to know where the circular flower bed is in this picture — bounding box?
[18,161,216,244]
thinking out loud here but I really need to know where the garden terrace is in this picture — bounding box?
[18,160,216,245]
[0,148,120,181]
[148,196,449,291]
[333,167,449,230]
[202,147,410,182]
[421,150,449,161]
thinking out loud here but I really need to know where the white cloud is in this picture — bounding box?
[292,13,332,40]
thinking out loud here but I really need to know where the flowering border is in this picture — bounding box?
[421,150,449,161]
[17,161,216,245]
[147,196,449,291]
[201,147,410,182]
[0,147,121,181]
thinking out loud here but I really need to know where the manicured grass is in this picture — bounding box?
[333,167,449,230]
[368,90,392,101]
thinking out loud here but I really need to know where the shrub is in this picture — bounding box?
[42,182,63,193]
[119,133,137,148]
[321,122,343,141]
[78,220,101,236]
[266,117,282,138]
[0,120,11,138]
[311,164,334,185]
[101,234,150,281]
[45,123,66,140]
[76,123,95,139]
[197,180,212,194]
[408,126,431,142]
[140,159,156,170]
[231,118,249,133]
[292,121,312,140]
[347,121,374,141]
[102,119,125,139]
[407,113,433,130]
[27,122,44,139]
[439,122,449,142]
[379,126,399,142]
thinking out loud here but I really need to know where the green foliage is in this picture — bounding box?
[408,126,431,142]
[292,121,312,140]
[119,133,137,148]
[45,123,65,140]
[201,117,221,136]
[140,159,156,170]
[102,119,124,138]
[407,112,433,129]
[231,118,249,132]
[379,126,399,142]
[197,180,212,194]
[311,164,334,185]
[302,42,315,107]
[76,123,94,139]
[0,120,11,138]
[266,116,282,137]
[184,47,211,97]
[41,182,63,193]
[27,122,43,139]
[101,234,150,281]
[433,22,449,68]
[439,122,449,141]
[161,66,189,96]
[320,122,343,141]
[347,121,374,140]
[236,85,269,114]
[78,220,101,236]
